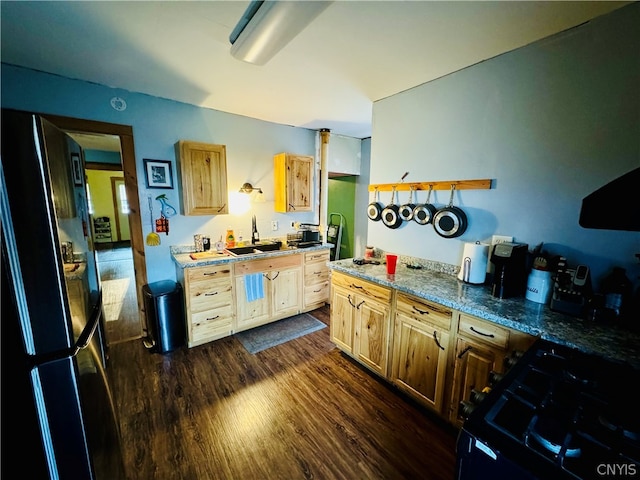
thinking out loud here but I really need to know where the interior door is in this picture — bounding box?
[111,177,130,242]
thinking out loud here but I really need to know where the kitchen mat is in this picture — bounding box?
[235,313,326,354]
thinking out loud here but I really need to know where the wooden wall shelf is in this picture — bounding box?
[368,179,492,192]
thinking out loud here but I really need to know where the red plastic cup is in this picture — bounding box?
[386,254,398,275]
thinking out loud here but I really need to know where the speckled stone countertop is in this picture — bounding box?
[329,258,640,370]
[171,243,333,269]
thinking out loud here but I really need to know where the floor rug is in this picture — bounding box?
[235,313,326,354]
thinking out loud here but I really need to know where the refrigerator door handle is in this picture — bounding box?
[28,290,103,367]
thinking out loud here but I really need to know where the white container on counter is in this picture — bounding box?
[525,269,553,304]
[457,241,489,284]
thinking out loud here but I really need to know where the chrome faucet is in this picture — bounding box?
[251,215,260,244]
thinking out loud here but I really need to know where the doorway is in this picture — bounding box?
[43,113,148,346]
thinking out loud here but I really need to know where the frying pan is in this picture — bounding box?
[382,187,403,229]
[367,188,383,222]
[433,185,468,238]
[413,185,437,225]
[399,186,417,221]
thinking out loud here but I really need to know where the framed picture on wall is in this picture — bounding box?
[71,153,83,186]
[144,159,173,189]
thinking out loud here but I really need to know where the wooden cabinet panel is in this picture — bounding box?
[180,263,234,347]
[330,273,392,377]
[391,313,450,413]
[330,285,354,353]
[234,254,302,331]
[449,337,502,426]
[274,152,313,212]
[175,140,228,215]
[353,299,390,376]
[303,250,330,310]
[391,292,452,414]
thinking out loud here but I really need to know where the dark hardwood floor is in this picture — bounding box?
[108,305,458,479]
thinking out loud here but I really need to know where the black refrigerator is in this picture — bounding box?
[1,109,126,479]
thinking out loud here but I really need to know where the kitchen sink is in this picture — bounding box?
[225,241,282,256]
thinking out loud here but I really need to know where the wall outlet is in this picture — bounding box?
[271,221,279,231]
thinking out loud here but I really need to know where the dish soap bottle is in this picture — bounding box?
[225,228,235,248]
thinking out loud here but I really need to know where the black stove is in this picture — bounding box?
[457,339,640,479]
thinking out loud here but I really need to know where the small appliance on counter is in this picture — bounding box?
[287,223,322,248]
[550,262,592,317]
[489,242,528,298]
[457,241,490,285]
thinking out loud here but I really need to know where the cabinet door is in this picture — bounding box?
[330,285,355,353]
[391,311,450,413]
[270,268,301,319]
[353,298,390,376]
[449,337,503,426]
[176,140,228,215]
[274,153,313,212]
[235,274,270,330]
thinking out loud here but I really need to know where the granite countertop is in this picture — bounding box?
[171,243,333,269]
[328,258,640,369]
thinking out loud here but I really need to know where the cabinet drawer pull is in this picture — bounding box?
[205,292,218,296]
[217,203,226,213]
[433,331,445,351]
[207,315,220,321]
[350,283,363,289]
[412,305,430,315]
[348,294,356,308]
[313,289,321,293]
[265,271,280,281]
[457,345,473,358]
[289,204,295,210]
[313,271,322,275]
[356,300,365,310]
[203,272,218,276]
[470,326,494,338]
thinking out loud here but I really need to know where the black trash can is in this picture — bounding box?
[142,280,186,353]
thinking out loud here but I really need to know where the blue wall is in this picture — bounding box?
[1,65,318,282]
[370,3,640,291]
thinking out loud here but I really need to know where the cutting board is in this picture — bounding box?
[189,251,227,260]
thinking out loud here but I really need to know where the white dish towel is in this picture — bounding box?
[245,273,265,302]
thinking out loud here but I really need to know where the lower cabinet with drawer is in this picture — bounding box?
[303,250,330,310]
[330,271,392,376]
[390,292,453,415]
[234,254,303,331]
[448,312,536,427]
[179,263,234,347]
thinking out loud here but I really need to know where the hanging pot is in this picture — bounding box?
[382,187,403,229]
[399,186,417,221]
[433,185,468,238]
[413,185,437,225]
[367,188,384,222]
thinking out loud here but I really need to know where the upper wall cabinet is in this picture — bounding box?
[328,134,361,177]
[274,152,313,213]
[175,140,228,216]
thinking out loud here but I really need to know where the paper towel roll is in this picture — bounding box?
[457,241,490,284]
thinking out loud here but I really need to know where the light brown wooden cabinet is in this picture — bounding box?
[303,250,330,310]
[390,292,453,414]
[330,271,392,376]
[178,263,234,347]
[234,254,302,331]
[274,153,313,212]
[175,140,228,215]
[448,312,536,427]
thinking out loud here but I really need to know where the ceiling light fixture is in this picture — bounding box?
[229,0,333,66]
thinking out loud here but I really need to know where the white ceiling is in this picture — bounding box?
[1,1,632,144]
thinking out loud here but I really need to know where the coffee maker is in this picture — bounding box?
[490,242,528,298]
